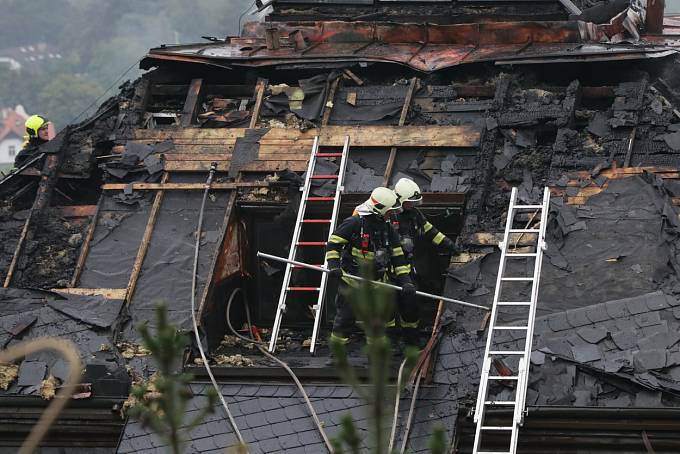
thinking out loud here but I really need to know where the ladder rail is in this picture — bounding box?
[473,187,550,454]
[513,187,550,443]
[472,187,517,454]
[269,136,320,352]
[310,135,350,354]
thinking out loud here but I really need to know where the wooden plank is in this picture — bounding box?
[164,161,229,172]
[164,153,232,161]
[623,127,636,167]
[239,160,309,173]
[181,78,203,127]
[51,288,127,300]
[101,182,270,190]
[384,77,419,186]
[69,198,102,288]
[133,125,482,147]
[125,172,168,305]
[3,211,31,288]
[322,77,341,126]
[132,128,247,141]
[249,78,267,129]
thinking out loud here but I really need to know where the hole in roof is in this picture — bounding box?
[240,46,253,51]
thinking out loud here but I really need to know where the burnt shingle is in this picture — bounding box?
[571,344,602,363]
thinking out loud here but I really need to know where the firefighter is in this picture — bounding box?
[14,115,51,168]
[390,177,457,344]
[325,187,416,345]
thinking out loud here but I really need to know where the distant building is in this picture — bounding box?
[0,105,29,165]
[0,42,62,72]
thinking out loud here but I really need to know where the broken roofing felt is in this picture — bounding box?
[118,382,457,454]
[0,288,130,398]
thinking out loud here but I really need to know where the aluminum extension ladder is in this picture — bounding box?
[472,187,550,454]
[268,135,350,353]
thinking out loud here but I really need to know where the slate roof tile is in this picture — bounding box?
[577,326,608,344]
[191,436,218,452]
[571,344,602,363]
[305,443,327,453]
[547,312,571,332]
[611,328,638,350]
[614,317,637,332]
[258,437,282,453]
[645,292,669,310]
[211,433,232,449]
[245,412,268,429]
[634,311,662,327]
[585,305,610,323]
[259,398,281,411]
[626,296,649,315]
[278,433,301,449]
[329,387,353,398]
[298,429,322,446]
[605,300,629,319]
[264,408,288,424]
[566,308,591,328]
[640,320,668,337]
[633,349,667,371]
[666,294,680,307]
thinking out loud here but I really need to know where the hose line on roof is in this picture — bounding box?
[225,287,335,453]
[191,163,247,447]
[389,358,408,452]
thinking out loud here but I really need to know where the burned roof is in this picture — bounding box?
[4,0,680,452]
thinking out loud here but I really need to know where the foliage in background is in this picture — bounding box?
[330,264,448,453]
[129,304,217,454]
[0,0,254,128]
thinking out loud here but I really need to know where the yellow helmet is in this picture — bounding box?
[25,115,48,138]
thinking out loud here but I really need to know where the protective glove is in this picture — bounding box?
[327,266,343,279]
[401,282,416,297]
[442,237,457,255]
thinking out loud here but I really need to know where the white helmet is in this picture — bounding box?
[366,187,401,217]
[394,178,423,205]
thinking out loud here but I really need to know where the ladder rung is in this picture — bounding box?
[296,241,327,246]
[508,229,540,233]
[489,351,524,355]
[493,326,529,330]
[301,219,332,224]
[481,426,514,431]
[292,264,323,268]
[307,196,335,201]
[513,204,543,209]
[488,375,519,380]
[506,253,537,257]
[316,153,343,157]
[497,302,531,306]
[501,277,534,281]
[484,401,517,405]
[310,175,338,180]
[287,287,320,291]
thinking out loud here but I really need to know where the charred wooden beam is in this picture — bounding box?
[322,76,341,126]
[249,78,268,129]
[384,77,419,186]
[180,78,203,127]
[125,172,169,305]
[69,198,102,288]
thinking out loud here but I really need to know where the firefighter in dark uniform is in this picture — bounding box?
[14,115,51,168]
[325,187,416,345]
[391,178,457,344]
